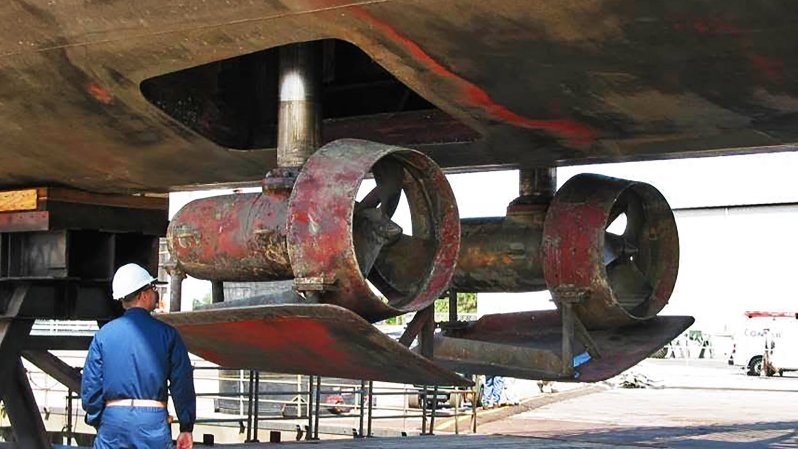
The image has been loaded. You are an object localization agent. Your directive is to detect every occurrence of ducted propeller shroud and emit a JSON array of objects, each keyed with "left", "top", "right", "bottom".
[
  {"left": 287, "top": 139, "right": 460, "bottom": 321},
  {"left": 542, "top": 174, "right": 679, "bottom": 330}
]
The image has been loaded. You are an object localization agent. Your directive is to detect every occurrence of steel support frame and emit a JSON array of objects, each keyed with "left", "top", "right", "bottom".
[
  {"left": 21, "top": 350, "right": 82, "bottom": 394},
  {"left": 398, "top": 306, "right": 435, "bottom": 349},
  {"left": 552, "top": 286, "right": 602, "bottom": 377},
  {"left": 0, "top": 285, "right": 50, "bottom": 449}
]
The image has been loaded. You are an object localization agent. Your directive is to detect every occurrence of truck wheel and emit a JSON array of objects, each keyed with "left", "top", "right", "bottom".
[
  {"left": 747, "top": 356, "right": 763, "bottom": 376},
  {"left": 748, "top": 356, "right": 776, "bottom": 377}
]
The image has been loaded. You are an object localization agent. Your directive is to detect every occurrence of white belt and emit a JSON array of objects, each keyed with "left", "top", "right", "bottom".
[{"left": 106, "top": 399, "right": 166, "bottom": 408}]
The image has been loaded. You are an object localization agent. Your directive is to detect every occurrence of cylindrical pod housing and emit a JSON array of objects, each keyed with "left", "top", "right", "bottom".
[
  {"left": 167, "top": 190, "right": 293, "bottom": 281},
  {"left": 451, "top": 210, "right": 547, "bottom": 293}
]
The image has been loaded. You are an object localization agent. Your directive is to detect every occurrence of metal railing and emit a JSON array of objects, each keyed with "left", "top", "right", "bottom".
[
  {"left": 16, "top": 356, "right": 479, "bottom": 445},
  {"left": 192, "top": 366, "right": 480, "bottom": 441}
]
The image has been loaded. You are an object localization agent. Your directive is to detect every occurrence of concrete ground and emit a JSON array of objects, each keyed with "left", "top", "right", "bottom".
[
  {"left": 480, "top": 358, "right": 798, "bottom": 448},
  {"left": 7, "top": 358, "right": 797, "bottom": 448}
]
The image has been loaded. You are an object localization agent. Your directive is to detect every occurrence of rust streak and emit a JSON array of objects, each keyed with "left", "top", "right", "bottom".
[
  {"left": 87, "top": 83, "right": 114, "bottom": 105},
  {"left": 349, "top": 7, "right": 598, "bottom": 146}
]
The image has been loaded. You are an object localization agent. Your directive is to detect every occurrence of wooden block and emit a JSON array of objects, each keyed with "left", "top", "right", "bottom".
[{"left": 0, "top": 189, "right": 38, "bottom": 212}]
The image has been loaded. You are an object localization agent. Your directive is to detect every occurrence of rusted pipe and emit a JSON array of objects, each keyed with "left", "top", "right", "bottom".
[
  {"left": 509, "top": 167, "right": 556, "bottom": 212},
  {"left": 277, "top": 42, "right": 322, "bottom": 169}
]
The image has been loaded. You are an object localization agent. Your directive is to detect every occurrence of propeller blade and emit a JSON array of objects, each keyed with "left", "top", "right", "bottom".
[
  {"left": 355, "top": 157, "right": 405, "bottom": 217},
  {"left": 603, "top": 233, "right": 624, "bottom": 266},
  {"left": 606, "top": 202, "right": 626, "bottom": 229},
  {"left": 352, "top": 208, "right": 403, "bottom": 276},
  {"left": 623, "top": 190, "right": 645, "bottom": 244},
  {"left": 373, "top": 157, "right": 405, "bottom": 217}
]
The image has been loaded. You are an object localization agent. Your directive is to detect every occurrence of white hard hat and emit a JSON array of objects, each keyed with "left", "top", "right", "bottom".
[{"left": 112, "top": 263, "right": 165, "bottom": 300}]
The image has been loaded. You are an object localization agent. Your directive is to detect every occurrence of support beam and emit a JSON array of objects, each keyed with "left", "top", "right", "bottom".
[
  {"left": 0, "top": 286, "right": 49, "bottom": 448},
  {"left": 418, "top": 307, "right": 436, "bottom": 359},
  {"left": 22, "top": 350, "right": 82, "bottom": 393},
  {"left": 448, "top": 290, "right": 458, "bottom": 323},
  {"left": 211, "top": 281, "right": 225, "bottom": 304},
  {"left": 0, "top": 319, "right": 32, "bottom": 385},
  {"left": 0, "top": 286, "right": 33, "bottom": 382},
  {"left": 0, "top": 284, "right": 29, "bottom": 319},
  {"left": 277, "top": 42, "right": 322, "bottom": 168},
  {"left": 1, "top": 357, "right": 50, "bottom": 449},
  {"left": 518, "top": 167, "right": 556, "bottom": 204},
  {"left": 398, "top": 307, "right": 434, "bottom": 348},
  {"left": 22, "top": 335, "right": 92, "bottom": 351},
  {"left": 168, "top": 266, "right": 187, "bottom": 312}
]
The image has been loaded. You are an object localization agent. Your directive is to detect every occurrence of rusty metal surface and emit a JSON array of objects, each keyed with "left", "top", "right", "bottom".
[
  {"left": 0, "top": 1, "right": 796, "bottom": 192},
  {"left": 0, "top": 211, "right": 50, "bottom": 233},
  {"left": 169, "top": 139, "right": 458, "bottom": 322},
  {"left": 287, "top": 139, "right": 459, "bottom": 321},
  {"left": 158, "top": 304, "right": 471, "bottom": 386},
  {"left": 167, "top": 190, "right": 293, "bottom": 281},
  {"left": 542, "top": 174, "right": 679, "bottom": 330},
  {"left": 452, "top": 213, "right": 547, "bottom": 292},
  {"left": 434, "top": 310, "right": 694, "bottom": 382},
  {"left": 452, "top": 169, "right": 557, "bottom": 293}
]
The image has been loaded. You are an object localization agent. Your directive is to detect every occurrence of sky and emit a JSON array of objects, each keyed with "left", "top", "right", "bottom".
[{"left": 170, "top": 150, "right": 798, "bottom": 307}]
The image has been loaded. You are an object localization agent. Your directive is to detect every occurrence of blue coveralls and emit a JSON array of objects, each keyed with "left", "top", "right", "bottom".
[{"left": 81, "top": 308, "right": 196, "bottom": 448}]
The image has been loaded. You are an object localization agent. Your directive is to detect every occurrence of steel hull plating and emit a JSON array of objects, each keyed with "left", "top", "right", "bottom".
[{"left": 0, "top": 1, "right": 796, "bottom": 192}]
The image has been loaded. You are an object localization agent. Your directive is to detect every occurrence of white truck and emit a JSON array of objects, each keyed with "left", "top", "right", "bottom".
[
  {"left": 769, "top": 321, "right": 798, "bottom": 376},
  {"left": 728, "top": 311, "right": 798, "bottom": 376}
]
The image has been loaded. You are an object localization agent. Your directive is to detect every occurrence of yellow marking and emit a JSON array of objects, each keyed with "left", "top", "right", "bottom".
[{"left": 0, "top": 189, "right": 38, "bottom": 212}]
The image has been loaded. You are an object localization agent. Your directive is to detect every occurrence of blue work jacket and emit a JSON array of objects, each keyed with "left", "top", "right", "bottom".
[{"left": 81, "top": 308, "right": 196, "bottom": 432}]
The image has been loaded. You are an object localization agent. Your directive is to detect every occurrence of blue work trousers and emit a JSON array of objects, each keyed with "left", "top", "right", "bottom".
[
  {"left": 482, "top": 375, "right": 505, "bottom": 406},
  {"left": 94, "top": 406, "right": 173, "bottom": 449}
]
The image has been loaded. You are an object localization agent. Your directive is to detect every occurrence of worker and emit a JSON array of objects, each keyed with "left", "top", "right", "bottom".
[
  {"left": 481, "top": 375, "right": 505, "bottom": 409},
  {"left": 81, "top": 263, "right": 196, "bottom": 449}
]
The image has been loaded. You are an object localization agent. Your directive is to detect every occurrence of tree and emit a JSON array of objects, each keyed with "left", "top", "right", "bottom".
[
  {"left": 192, "top": 292, "right": 212, "bottom": 310},
  {"left": 434, "top": 292, "right": 477, "bottom": 315},
  {"left": 378, "top": 292, "right": 478, "bottom": 326}
]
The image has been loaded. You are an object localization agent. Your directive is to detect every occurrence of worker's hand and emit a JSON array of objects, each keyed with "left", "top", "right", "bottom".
[{"left": 176, "top": 432, "right": 193, "bottom": 449}]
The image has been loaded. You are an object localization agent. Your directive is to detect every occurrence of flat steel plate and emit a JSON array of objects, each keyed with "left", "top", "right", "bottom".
[
  {"left": 434, "top": 311, "right": 694, "bottom": 382},
  {"left": 159, "top": 304, "right": 470, "bottom": 386}
]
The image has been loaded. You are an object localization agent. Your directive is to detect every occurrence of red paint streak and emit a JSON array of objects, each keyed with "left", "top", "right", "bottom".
[
  {"left": 671, "top": 17, "right": 785, "bottom": 85},
  {"left": 750, "top": 54, "right": 785, "bottom": 83},
  {"left": 349, "top": 8, "right": 597, "bottom": 146},
  {"left": 692, "top": 20, "right": 710, "bottom": 34},
  {"left": 693, "top": 18, "right": 742, "bottom": 36},
  {"left": 745, "top": 311, "right": 798, "bottom": 319},
  {"left": 671, "top": 17, "right": 742, "bottom": 37},
  {"left": 543, "top": 202, "right": 607, "bottom": 287},
  {"left": 87, "top": 83, "right": 113, "bottom": 104},
  {"left": 187, "top": 318, "right": 350, "bottom": 373}
]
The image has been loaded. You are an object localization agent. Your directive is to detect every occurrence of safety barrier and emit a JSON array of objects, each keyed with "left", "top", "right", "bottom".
[{"left": 10, "top": 354, "right": 479, "bottom": 445}]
